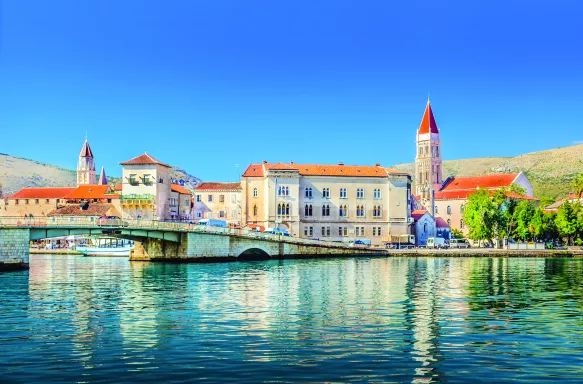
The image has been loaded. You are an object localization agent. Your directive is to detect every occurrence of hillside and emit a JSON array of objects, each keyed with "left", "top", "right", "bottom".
[
  {"left": 0, "top": 153, "right": 201, "bottom": 196},
  {"left": 392, "top": 144, "right": 583, "bottom": 199}
]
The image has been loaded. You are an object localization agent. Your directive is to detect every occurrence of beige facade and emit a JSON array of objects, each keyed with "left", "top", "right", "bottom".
[
  {"left": 241, "top": 162, "right": 412, "bottom": 246},
  {"left": 193, "top": 182, "right": 242, "bottom": 226},
  {"left": 1, "top": 195, "right": 68, "bottom": 217}
]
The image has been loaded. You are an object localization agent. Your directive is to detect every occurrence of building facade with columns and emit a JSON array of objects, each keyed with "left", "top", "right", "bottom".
[{"left": 241, "top": 162, "right": 412, "bottom": 246}]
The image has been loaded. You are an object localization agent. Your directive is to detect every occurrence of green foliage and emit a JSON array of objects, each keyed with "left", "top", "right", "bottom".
[
  {"left": 573, "top": 173, "right": 583, "bottom": 197},
  {"left": 555, "top": 202, "right": 583, "bottom": 245},
  {"left": 450, "top": 228, "right": 465, "bottom": 239},
  {"left": 513, "top": 200, "right": 536, "bottom": 240},
  {"left": 463, "top": 188, "right": 497, "bottom": 241},
  {"left": 538, "top": 196, "right": 555, "bottom": 208}
]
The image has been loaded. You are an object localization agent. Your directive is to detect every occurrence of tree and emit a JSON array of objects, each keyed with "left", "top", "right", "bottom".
[
  {"left": 463, "top": 188, "right": 498, "bottom": 243},
  {"left": 573, "top": 173, "right": 583, "bottom": 198},
  {"left": 555, "top": 201, "right": 580, "bottom": 245},
  {"left": 513, "top": 200, "right": 536, "bottom": 241},
  {"left": 492, "top": 183, "right": 528, "bottom": 239},
  {"left": 450, "top": 228, "right": 465, "bottom": 239}
]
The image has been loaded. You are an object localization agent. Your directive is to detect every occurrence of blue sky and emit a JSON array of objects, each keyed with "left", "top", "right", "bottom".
[{"left": 1, "top": 0, "right": 582, "bottom": 181}]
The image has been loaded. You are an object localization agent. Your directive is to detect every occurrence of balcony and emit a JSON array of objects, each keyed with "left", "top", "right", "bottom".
[
  {"left": 127, "top": 178, "right": 139, "bottom": 186},
  {"left": 121, "top": 194, "right": 155, "bottom": 206}
]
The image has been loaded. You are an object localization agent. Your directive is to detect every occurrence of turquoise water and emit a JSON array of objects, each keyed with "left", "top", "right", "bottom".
[{"left": 2, "top": 255, "right": 583, "bottom": 383}]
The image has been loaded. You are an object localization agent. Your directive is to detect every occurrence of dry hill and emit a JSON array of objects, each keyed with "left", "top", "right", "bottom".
[
  {"left": 392, "top": 144, "right": 583, "bottom": 199},
  {"left": 0, "top": 153, "right": 201, "bottom": 196}
]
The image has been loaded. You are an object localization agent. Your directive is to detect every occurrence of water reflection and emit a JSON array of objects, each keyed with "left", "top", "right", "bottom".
[{"left": 1, "top": 256, "right": 583, "bottom": 382}]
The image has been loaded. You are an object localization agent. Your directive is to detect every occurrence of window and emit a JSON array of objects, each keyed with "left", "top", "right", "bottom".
[
  {"left": 231, "top": 194, "right": 237, "bottom": 203},
  {"left": 460, "top": 204, "right": 464, "bottom": 213},
  {"left": 447, "top": 205, "right": 452, "bottom": 215},
  {"left": 196, "top": 212, "right": 202, "bottom": 218},
  {"left": 373, "top": 205, "right": 382, "bottom": 217},
  {"left": 253, "top": 188, "right": 258, "bottom": 197},
  {"left": 277, "top": 203, "right": 289, "bottom": 216},
  {"left": 322, "top": 188, "right": 330, "bottom": 198},
  {"left": 219, "top": 211, "right": 225, "bottom": 218},
  {"left": 356, "top": 226, "right": 365, "bottom": 237},
  {"left": 305, "top": 187, "right": 313, "bottom": 198},
  {"left": 25, "top": 199, "right": 29, "bottom": 205},
  {"left": 35, "top": 199, "right": 39, "bottom": 204},
  {"left": 253, "top": 205, "right": 258, "bottom": 216},
  {"left": 373, "top": 189, "right": 381, "bottom": 199},
  {"left": 447, "top": 219, "right": 451, "bottom": 226},
  {"left": 304, "top": 226, "right": 313, "bottom": 237},
  {"left": 435, "top": 205, "right": 438, "bottom": 214},
  {"left": 356, "top": 205, "right": 365, "bottom": 217},
  {"left": 339, "top": 205, "right": 348, "bottom": 217},
  {"left": 357, "top": 189, "right": 364, "bottom": 199},
  {"left": 339, "top": 226, "right": 348, "bottom": 236},
  {"left": 278, "top": 186, "right": 289, "bottom": 196},
  {"left": 15, "top": 199, "right": 19, "bottom": 205},
  {"left": 340, "top": 188, "right": 347, "bottom": 199},
  {"left": 159, "top": 177, "right": 164, "bottom": 184},
  {"left": 376, "top": 227, "right": 382, "bottom": 236},
  {"left": 322, "top": 204, "right": 330, "bottom": 216},
  {"left": 277, "top": 204, "right": 282, "bottom": 215},
  {"left": 143, "top": 174, "right": 151, "bottom": 185},
  {"left": 196, "top": 195, "right": 201, "bottom": 202},
  {"left": 460, "top": 219, "right": 464, "bottom": 229},
  {"left": 108, "top": 199, "right": 112, "bottom": 203},
  {"left": 286, "top": 204, "right": 290, "bottom": 216},
  {"left": 45, "top": 199, "right": 50, "bottom": 204},
  {"left": 304, "top": 204, "right": 313, "bottom": 216},
  {"left": 129, "top": 174, "right": 138, "bottom": 185},
  {"left": 219, "top": 195, "right": 225, "bottom": 203},
  {"left": 208, "top": 195, "right": 213, "bottom": 202},
  {"left": 373, "top": 227, "right": 376, "bottom": 236}
]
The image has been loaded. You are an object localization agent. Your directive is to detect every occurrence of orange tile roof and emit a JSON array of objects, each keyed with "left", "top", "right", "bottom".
[
  {"left": 171, "top": 184, "right": 192, "bottom": 195},
  {"left": 418, "top": 100, "right": 439, "bottom": 134},
  {"left": 10, "top": 187, "right": 76, "bottom": 199},
  {"left": 195, "top": 182, "right": 242, "bottom": 191},
  {"left": 243, "top": 163, "right": 388, "bottom": 177},
  {"left": 65, "top": 185, "right": 110, "bottom": 199},
  {"left": 120, "top": 153, "right": 171, "bottom": 168},
  {"left": 48, "top": 203, "right": 112, "bottom": 217},
  {"left": 434, "top": 189, "right": 538, "bottom": 201},
  {"left": 411, "top": 209, "right": 429, "bottom": 220},
  {"left": 114, "top": 183, "right": 122, "bottom": 191},
  {"left": 440, "top": 174, "right": 519, "bottom": 192}
]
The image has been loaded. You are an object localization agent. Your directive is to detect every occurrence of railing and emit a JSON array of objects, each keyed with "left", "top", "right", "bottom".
[
  {"left": 121, "top": 194, "right": 154, "bottom": 200},
  {"left": 0, "top": 216, "right": 373, "bottom": 250}
]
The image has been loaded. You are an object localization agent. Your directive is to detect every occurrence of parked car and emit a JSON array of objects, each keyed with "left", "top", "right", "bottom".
[
  {"left": 427, "top": 237, "right": 447, "bottom": 249},
  {"left": 97, "top": 216, "right": 128, "bottom": 227},
  {"left": 449, "top": 238, "right": 471, "bottom": 249},
  {"left": 264, "top": 228, "right": 291, "bottom": 236}
]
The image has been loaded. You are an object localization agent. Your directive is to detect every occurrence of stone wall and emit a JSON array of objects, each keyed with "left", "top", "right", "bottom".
[{"left": 0, "top": 228, "right": 30, "bottom": 270}]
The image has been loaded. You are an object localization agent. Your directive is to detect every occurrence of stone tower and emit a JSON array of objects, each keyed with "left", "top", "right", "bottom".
[
  {"left": 415, "top": 99, "right": 442, "bottom": 201},
  {"left": 77, "top": 138, "right": 96, "bottom": 185}
]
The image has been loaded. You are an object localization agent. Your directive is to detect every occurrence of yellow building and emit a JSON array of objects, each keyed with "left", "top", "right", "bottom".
[
  {"left": 241, "top": 162, "right": 412, "bottom": 245},
  {"left": 193, "top": 182, "right": 242, "bottom": 226}
]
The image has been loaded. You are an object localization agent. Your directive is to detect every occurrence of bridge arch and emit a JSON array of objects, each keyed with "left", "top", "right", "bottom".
[{"left": 238, "top": 247, "right": 271, "bottom": 261}]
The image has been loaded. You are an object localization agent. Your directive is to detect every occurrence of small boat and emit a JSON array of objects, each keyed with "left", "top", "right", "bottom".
[{"left": 75, "top": 237, "right": 134, "bottom": 257}]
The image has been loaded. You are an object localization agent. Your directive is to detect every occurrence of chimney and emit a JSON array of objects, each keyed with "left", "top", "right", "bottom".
[
  {"left": 375, "top": 163, "right": 381, "bottom": 167},
  {"left": 338, "top": 162, "right": 344, "bottom": 166},
  {"left": 290, "top": 160, "right": 294, "bottom": 164},
  {"left": 262, "top": 160, "right": 267, "bottom": 164}
]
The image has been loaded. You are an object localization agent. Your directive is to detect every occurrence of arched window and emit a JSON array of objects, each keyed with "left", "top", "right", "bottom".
[
  {"left": 460, "top": 204, "right": 464, "bottom": 213},
  {"left": 339, "top": 205, "right": 343, "bottom": 217},
  {"left": 424, "top": 223, "right": 427, "bottom": 232},
  {"left": 326, "top": 205, "right": 330, "bottom": 216},
  {"left": 253, "top": 188, "right": 258, "bottom": 197},
  {"left": 285, "top": 186, "right": 289, "bottom": 196},
  {"left": 305, "top": 187, "right": 312, "bottom": 198},
  {"left": 460, "top": 219, "right": 464, "bottom": 229},
  {"left": 305, "top": 204, "right": 309, "bottom": 216},
  {"left": 278, "top": 186, "right": 282, "bottom": 196},
  {"left": 447, "top": 205, "right": 452, "bottom": 215},
  {"left": 373, "top": 205, "right": 377, "bottom": 217},
  {"left": 253, "top": 205, "right": 258, "bottom": 216},
  {"left": 377, "top": 206, "right": 381, "bottom": 216},
  {"left": 435, "top": 205, "right": 438, "bottom": 214},
  {"left": 285, "top": 204, "right": 290, "bottom": 215},
  {"left": 447, "top": 219, "right": 451, "bottom": 226},
  {"left": 277, "top": 204, "right": 282, "bottom": 215}
]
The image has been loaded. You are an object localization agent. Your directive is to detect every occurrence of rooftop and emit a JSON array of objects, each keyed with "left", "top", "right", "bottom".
[
  {"left": 10, "top": 187, "right": 76, "bottom": 199},
  {"left": 195, "top": 182, "right": 242, "bottom": 191},
  {"left": 440, "top": 174, "right": 519, "bottom": 192},
  {"left": 418, "top": 100, "right": 439, "bottom": 135},
  {"left": 243, "top": 162, "right": 393, "bottom": 178},
  {"left": 171, "top": 184, "right": 192, "bottom": 195},
  {"left": 120, "top": 153, "right": 171, "bottom": 168},
  {"left": 64, "top": 185, "right": 110, "bottom": 200},
  {"left": 47, "top": 203, "right": 112, "bottom": 217}
]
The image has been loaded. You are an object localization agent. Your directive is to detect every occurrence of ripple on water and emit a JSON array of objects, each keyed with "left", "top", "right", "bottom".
[{"left": 1, "top": 256, "right": 583, "bottom": 382}]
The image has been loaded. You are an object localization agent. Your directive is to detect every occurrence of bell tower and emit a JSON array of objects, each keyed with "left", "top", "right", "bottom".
[
  {"left": 77, "top": 137, "right": 96, "bottom": 185},
  {"left": 415, "top": 99, "right": 442, "bottom": 201}
]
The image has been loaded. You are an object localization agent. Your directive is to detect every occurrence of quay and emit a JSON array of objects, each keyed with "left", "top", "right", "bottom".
[{"left": 387, "top": 248, "right": 583, "bottom": 258}]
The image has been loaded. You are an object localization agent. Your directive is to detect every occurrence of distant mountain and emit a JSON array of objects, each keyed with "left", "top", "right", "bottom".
[
  {"left": 391, "top": 144, "right": 583, "bottom": 199},
  {"left": 0, "top": 153, "right": 202, "bottom": 196}
]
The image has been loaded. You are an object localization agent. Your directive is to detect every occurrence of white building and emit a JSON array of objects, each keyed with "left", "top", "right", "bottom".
[{"left": 193, "top": 182, "right": 242, "bottom": 226}]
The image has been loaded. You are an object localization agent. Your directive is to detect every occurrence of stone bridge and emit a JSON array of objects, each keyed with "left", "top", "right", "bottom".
[{"left": 0, "top": 217, "right": 384, "bottom": 270}]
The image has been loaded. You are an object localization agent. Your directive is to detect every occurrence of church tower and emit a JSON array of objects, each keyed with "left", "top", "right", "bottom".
[
  {"left": 77, "top": 138, "right": 96, "bottom": 185},
  {"left": 415, "top": 99, "right": 442, "bottom": 200}
]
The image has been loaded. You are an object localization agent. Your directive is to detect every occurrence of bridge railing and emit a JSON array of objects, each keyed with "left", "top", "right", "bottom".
[{"left": 0, "top": 216, "right": 371, "bottom": 249}]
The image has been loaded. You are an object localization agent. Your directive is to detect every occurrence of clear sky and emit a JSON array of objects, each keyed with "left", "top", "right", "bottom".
[{"left": 1, "top": 0, "right": 582, "bottom": 181}]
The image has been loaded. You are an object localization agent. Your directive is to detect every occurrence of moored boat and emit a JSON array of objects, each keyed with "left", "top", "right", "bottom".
[{"left": 75, "top": 237, "right": 134, "bottom": 257}]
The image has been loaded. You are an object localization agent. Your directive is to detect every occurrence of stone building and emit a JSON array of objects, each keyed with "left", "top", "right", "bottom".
[
  {"left": 193, "top": 182, "right": 242, "bottom": 226},
  {"left": 119, "top": 153, "right": 192, "bottom": 221},
  {"left": 240, "top": 162, "right": 412, "bottom": 246},
  {"left": 77, "top": 139, "right": 97, "bottom": 186},
  {"left": 413, "top": 100, "right": 536, "bottom": 236}
]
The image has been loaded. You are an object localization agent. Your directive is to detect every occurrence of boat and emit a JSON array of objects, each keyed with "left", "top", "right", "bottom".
[{"left": 75, "top": 237, "right": 134, "bottom": 257}]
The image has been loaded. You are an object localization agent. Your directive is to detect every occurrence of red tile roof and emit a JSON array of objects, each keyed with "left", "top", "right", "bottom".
[
  {"left": 114, "top": 183, "right": 122, "bottom": 191},
  {"left": 79, "top": 140, "right": 94, "bottom": 158},
  {"left": 120, "top": 153, "right": 171, "bottom": 168},
  {"left": 10, "top": 188, "right": 76, "bottom": 199},
  {"left": 195, "top": 182, "right": 242, "bottom": 191},
  {"left": 411, "top": 209, "right": 429, "bottom": 221},
  {"left": 65, "top": 185, "right": 110, "bottom": 199},
  {"left": 242, "top": 163, "right": 388, "bottom": 178},
  {"left": 171, "top": 184, "right": 192, "bottom": 195},
  {"left": 47, "top": 204, "right": 112, "bottom": 217},
  {"left": 434, "top": 189, "right": 538, "bottom": 201},
  {"left": 418, "top": 100, "right": 439, "bottom": 134},
  {"left": 440, "top": 174, "right": 519, "bottom": 192},
  {"left": 435, "top": 217, "right": 449, "bottom": 228}
]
